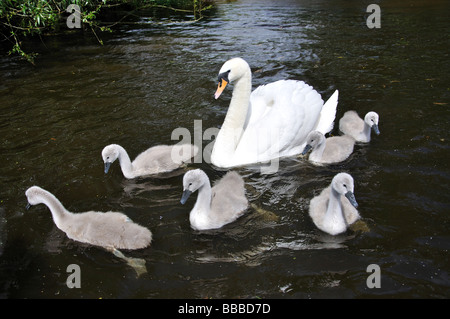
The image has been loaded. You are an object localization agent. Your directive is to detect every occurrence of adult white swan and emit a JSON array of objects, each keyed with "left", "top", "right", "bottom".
[{"left": 211, "top": 58, "right": 339, "bottom": 168}]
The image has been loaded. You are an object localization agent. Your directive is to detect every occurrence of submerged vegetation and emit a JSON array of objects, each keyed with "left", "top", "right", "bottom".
[{"left": 0, "top": 0, "right": 214, "bottom": 63}]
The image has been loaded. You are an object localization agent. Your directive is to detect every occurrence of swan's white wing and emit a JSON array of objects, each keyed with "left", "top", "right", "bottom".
[
  {"left": 234, "top": 80, "right": 324, "bottom": 164},
  {"left": 314, "top": 90, "right": 338, "bottom": 135}
]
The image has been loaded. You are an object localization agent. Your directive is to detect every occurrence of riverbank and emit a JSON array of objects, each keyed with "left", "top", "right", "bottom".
[{"left": 0, "top": 0, "right": 215, "bottom": 64}]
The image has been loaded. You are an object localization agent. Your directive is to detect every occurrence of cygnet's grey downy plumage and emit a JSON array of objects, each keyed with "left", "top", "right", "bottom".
[
  {"left": 308, "top": 173, "right": 360, "bottom": 235},
  {"left": 180, "top": 169, "right": 248, "bottom": 231},
  {"left": 302, "top": 131, "right": 355, "bottom": 164},
  {"left": 102, "top": 143, "right": 199, "bottom": 179},
  {"left": 25, "top": 186, "right": 152, "bottom": 275},
  {"left": 339, "top": 111, "right": 380, "bottom": 142}
]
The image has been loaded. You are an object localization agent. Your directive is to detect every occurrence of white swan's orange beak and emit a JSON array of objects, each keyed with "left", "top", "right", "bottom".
[{"left": 214, "top": 78, "right": 228, "bottom": 99}]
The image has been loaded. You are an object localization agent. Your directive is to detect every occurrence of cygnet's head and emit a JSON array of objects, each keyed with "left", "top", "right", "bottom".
[
  {"left": 302, "top": 131, "right": 326, "bottom": 154},
  {"left": 215, "top": 57, "right": 251, "bottom": 99},
  {"left": 332, "top": 173, "right": 358, "bottom": 208},
  {"left": 102, "top": 144, "right": 120, "bottom": 174},
  {"left": 25, "top": 186, "right": 45, "bottom": 207},
  {"left": 180, "top": 169, "right": 208, "bottom": 204},
  {"left": 364, "top": 111, "right": 380, "bottom": 135}
]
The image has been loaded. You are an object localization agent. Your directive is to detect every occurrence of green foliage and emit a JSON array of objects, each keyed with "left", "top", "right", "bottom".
[{"left": 0, "top": 0, "right": 214, "bottom": 63}]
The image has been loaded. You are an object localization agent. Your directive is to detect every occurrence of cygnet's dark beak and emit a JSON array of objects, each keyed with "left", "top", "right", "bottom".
[
  {"left": 302, "top": 144, "right": 312, "bottom": 155},
  {"left": 26, "top": 202, "right": 31, "bottom": 210},
  {"left": 345, "top": 191, "right": 359, "bottom": 208},
  {"left": 180, "top": 190, "right": 192, "bottom": 205},
  {"left": 104, "top": 162, "right": 111, "bottom": 174},
  {"left": 372, "top": 124, "right": 380, "bottom": 135}
]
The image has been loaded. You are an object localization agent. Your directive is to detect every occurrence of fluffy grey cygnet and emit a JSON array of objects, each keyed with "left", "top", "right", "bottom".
[
  {"left": 302, "top": 131, "right": 355, "bottom": 164},
  {"left": 25, "top": 186, "right": 152, "bottom": 275},
  {"left": 339, "top": 111, "right": 380, "bottom": 143},
  {"left": 180, "top": 169, "right": 248, "bottom": 231},
  {"left": 308, "top": 173, "right": 360, "bottom": 235},
  {"left": 102, "top": 143, "right": 198, "bottom": 179}
]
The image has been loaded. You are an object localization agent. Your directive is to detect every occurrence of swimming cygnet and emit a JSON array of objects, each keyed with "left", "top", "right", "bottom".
[
  {"left": 308, "top": 173, "right": 360, "bottom": 235},
  {"left": 302, "top": 131, "right": 355, "bottom": 164},
  {"left": 102, "top": 143, "right": 198, "bottom": 179},
  {"left": 339, "top": 110, "right": 380, "bottom": 143},
  {"left": 25, "top": 186, "right": 152, "bottom": 276},
  {"left": 180, "top": 169, "right": 248, "bottom": 231}
]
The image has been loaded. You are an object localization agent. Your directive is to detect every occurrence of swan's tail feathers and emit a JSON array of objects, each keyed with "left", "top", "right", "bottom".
[
  {"left": 315, "top": 89, "right": 339, "bottom": 135},
  {"left": 111, "top": 248, "right": 147, "bottom": 277}
]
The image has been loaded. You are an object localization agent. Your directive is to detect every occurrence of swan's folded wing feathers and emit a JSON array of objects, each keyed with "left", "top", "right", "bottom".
[
  {"left": 308, "top": 186, "right": 331, "bottom": 229},
  {"left": 321, "top": 135, "right": 355, "bottom": 163},
  {"left": 133, "top": 144, "right": 195, "bottom": 173},
  {"left": 237, "top": 80, "right": 324, "bottom": 163},
  {"left": 247, "top": 82, "right": 280, "bottom": 127},
  {"left": 314, "top": 90, "right": 338, "bottom": 135},
  {"left": 339, "top": 110, "right": 364, "bottom": 135},
  {"left": 340, "top": 194, "right": 360, "bottom": 225},
  {"left": 210, "top": 172, "right": 248, "bottom": 225},
  {"left": 290, "top": 83, "right": 324, "bottom": 147},
  {"left": 68, "top": 211, "right": 151, "bottom": 250}
]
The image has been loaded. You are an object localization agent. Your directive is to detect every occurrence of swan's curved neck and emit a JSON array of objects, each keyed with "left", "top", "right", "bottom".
[
  {"left": 324, "top": 187, "right": 348, "bottom": 231},
  {"left": 116, "top": 146, "right": 134, "bottom": 178},
  {"left": 362, "top": 122, "right": 372, "bottom": 140},
  {"left": 37, "top": 190, "right": 70, "bottom": 230},
  {"left": 212, "top": 69, "right": 252, "bottom": 164},
  {"left": 190, "top": 178, "right": 213, "bottom": 229},
  {"left": 193, "top": 180, "right": 212, "bottom": 214},
  {"left": 310, "top": 140, "right": 326, "bottom": 161}
]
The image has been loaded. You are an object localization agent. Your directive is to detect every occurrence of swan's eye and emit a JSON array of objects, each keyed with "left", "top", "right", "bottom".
[
  {"left": 343, "top": 184, "right": 347, "bottom": 188},
  {"left": 189, "top": 183, "right": 192, "bottom": 186}
]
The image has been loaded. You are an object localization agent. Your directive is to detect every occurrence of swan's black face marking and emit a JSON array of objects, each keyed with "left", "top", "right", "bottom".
[
  {"left": 215, "top": 70, "right": 231, "bottom": 99},
  {"left": 217, "top": 70, "right": 231, "bottom": 87}
]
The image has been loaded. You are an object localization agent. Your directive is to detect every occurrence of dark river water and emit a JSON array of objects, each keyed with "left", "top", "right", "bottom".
[{"left": 0, "top": 0, "right": 449, "bottom": 299}]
